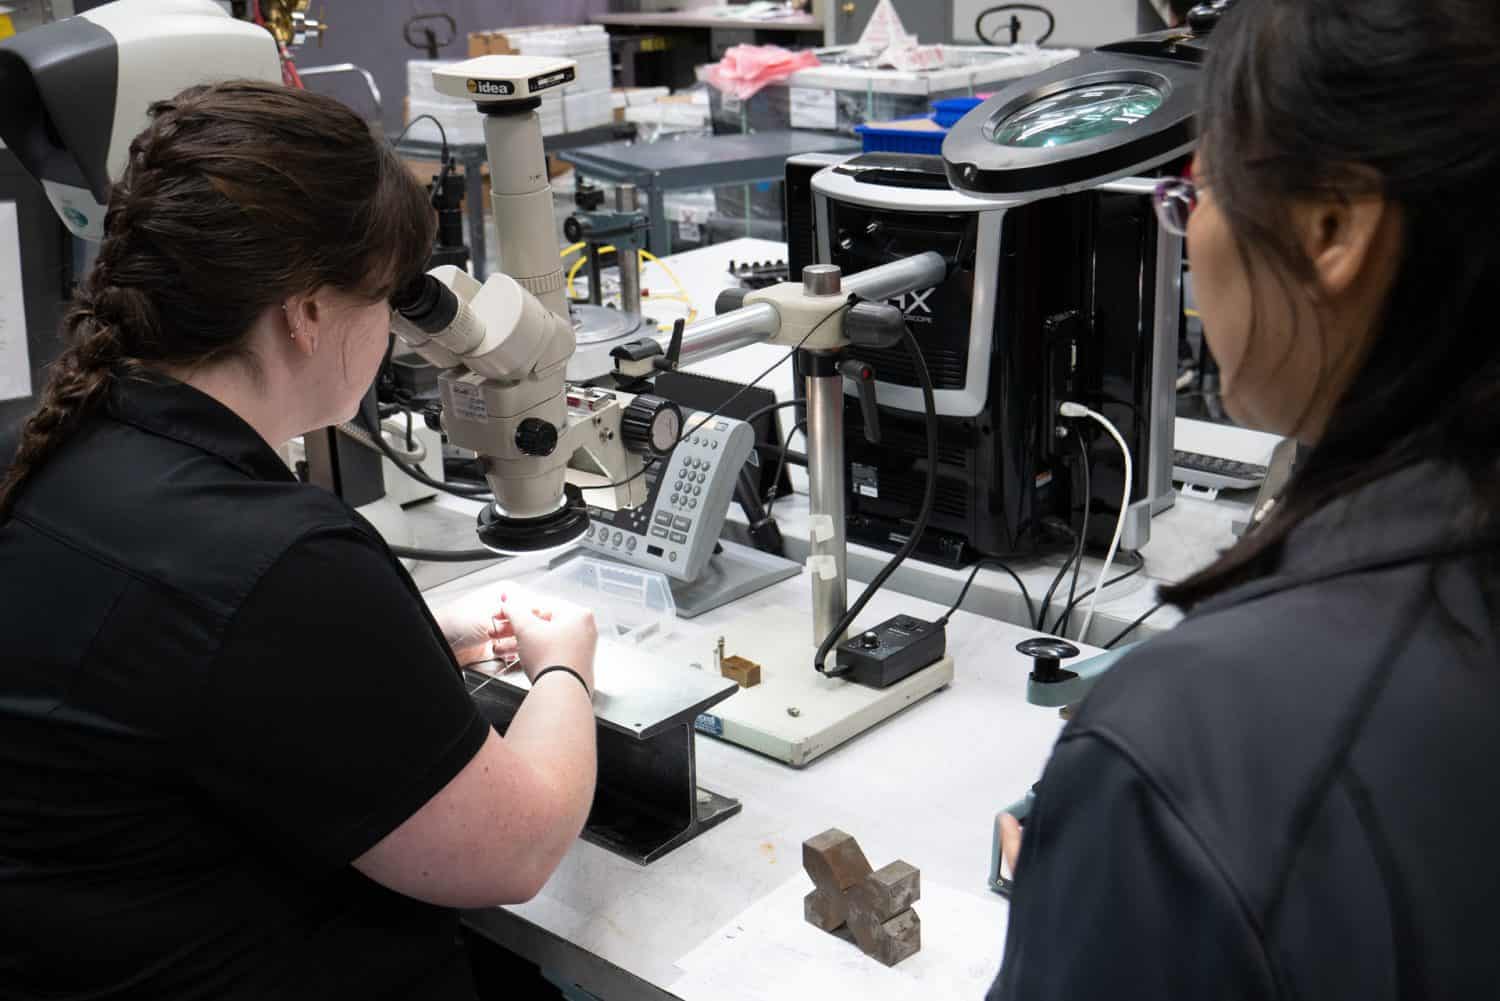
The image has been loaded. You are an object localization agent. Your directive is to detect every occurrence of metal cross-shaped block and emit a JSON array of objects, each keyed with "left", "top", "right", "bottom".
[{"left": 802, "top": 828, "right": 921, "bottom": 966}]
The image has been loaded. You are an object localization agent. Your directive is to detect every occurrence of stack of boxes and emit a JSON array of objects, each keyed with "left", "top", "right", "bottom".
[
  {"left": 402, "top": 25, "right": 617, "bottom": 145},
  {"left": 404, "top": 59, "right": 486, "bottom": 145}
]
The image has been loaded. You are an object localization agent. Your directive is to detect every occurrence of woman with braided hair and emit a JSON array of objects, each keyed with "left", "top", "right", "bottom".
[{"left": 0, "top": 82, "right": 599, "bottom": 999}]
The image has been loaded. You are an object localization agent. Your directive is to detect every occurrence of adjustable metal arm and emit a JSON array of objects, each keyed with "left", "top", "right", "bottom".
[
  {"left": 666, "top": 251, "right": 950, "bottom": 655},
  {"left": 672, "top": 252, "right": 949, "bottom": 367}
]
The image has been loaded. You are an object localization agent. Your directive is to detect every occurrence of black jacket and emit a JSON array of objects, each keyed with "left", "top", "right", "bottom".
[{"left": 989, "top": 463, "right": 1499, "bottom": 999}]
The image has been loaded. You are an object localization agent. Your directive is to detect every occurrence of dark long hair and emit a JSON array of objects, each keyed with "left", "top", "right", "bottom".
[
  {"left": 1163, "top": 0, "right": 1500, "bottom": 608},
  {"left": 0, "top": 80, "right": 435, "bottom": 519}
]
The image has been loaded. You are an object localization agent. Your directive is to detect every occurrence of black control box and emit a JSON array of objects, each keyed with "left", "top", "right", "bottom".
[{"left": 835, "top": 614, "right": 947, "bottom": 689}]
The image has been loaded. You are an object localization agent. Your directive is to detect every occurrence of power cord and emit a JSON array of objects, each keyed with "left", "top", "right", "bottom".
[
  {"left": 1036, "top": 532, "right": 1080, "bottom": 632},
  {"left": 766, "top": 418, "right": 806, "bottom": 517},
  {"left": 1103, "top": 601, "right": 1165, "bottom": 649},
  {"left": 1046, "top": 552, "right": 1145, "bottom": 634},
  {"left": 1058, "top": 402, "right": 1132, "bottom": 642},
  {"left": 739, "top": 397, "right": 806, "bottom": 430},
  {"left": 365, "top": 423, "right": 494, "bottom": 499},
  {"left": 937, "top": 558, "right": 1038, "bottom": 632},
  {"left": 391, "top": 113, "right": 451, "bottom": 178},
  {"left": 816, "top": 324, "right": 938, "bottom": 676},
  {"left": 390, "top": 545, "right": 502, "bottom": 563},
  {"left": 1054, "top": 432, "right": 1092, "bottom": 634}
]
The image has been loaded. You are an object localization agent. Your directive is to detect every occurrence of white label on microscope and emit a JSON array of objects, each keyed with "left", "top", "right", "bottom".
[{"left": 450, "top": 380, "right": 488, "bottom": 420}]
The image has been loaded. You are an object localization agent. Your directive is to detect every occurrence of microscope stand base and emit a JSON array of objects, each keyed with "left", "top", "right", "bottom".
[
  {"left": 670, "top": 540, "right": 801, "bottom": 619},
  {"left": 550, "top": 539, "right": 800, "bottom": 619},
  {"left": 670, "top": 604, "right": 956, "bottom": 767}
]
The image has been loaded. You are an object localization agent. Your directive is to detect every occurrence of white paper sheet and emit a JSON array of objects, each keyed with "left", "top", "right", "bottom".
[
  {"left": 669, "top": 873, "right": 1009, "bottom": 1001},
  {"left": 0, "top": 201, "right": 32, "bottom": 402}
]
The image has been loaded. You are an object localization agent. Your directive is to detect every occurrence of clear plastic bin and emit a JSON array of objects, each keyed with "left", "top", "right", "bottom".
[{"left": 535, "top": 557, "right": 676, "bottom": 645}]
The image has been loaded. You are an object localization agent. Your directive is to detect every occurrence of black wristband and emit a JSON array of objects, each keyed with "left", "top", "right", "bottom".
[{"left": 532, "top": 665, "right": 592, "bottom": 698}]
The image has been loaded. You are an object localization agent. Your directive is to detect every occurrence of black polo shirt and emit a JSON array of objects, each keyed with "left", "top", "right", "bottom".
[{"left": 0, "top": 372, "right": 491, "bottom": 1000}]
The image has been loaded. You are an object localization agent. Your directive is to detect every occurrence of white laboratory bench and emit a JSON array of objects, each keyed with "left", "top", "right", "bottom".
[
  {"left": 422, "top": 551, "right": 1068, "bottom": 1001},
  {"left": 397, "top": 237, "right": 1278, "bottom": 999}
]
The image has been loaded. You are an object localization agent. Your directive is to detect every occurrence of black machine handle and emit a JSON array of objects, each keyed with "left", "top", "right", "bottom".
[
  {"left": 839, "top": 358, "right": 882, "bottom": 445},
  {"left": 404, "top": 13, "right": 456, "bottom": 59}
]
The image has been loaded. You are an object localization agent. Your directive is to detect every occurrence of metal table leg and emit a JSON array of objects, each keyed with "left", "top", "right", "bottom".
[{"left": 647, "top": 179, "right": 671, "bottom": 257}]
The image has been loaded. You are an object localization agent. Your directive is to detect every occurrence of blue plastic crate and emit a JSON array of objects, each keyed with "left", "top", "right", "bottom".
[
  {"left": 931, "top": 96, "right": 984, "bottom": 127},
  {"left": 855, "top": 118, "right": 947, "bottom": 155}
]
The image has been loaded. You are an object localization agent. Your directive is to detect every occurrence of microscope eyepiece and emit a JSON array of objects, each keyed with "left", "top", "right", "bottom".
[{"left": 391, "top": 274, "right": 459, "bottom": 334}]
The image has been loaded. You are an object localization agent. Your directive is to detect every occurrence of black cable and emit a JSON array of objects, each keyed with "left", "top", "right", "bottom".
[
  {"left": 1055, "top": 432, "right": 1091, "bottom": 635},
  {"left": 937, "top": 558, "right": 1038, "bottom": 632},
  {"left": 391, "top": 113, "right": 449, "bottom": 163},
  {"left": 1103, "top": 602, "right": 1165, "bottom": 649},
  {"left": 765, "top": 418, "right": 805, "bottom": 517},
  {"left": 365, "top": 420, "right": 494, "bottom": 499},
  {"left": 739, "top": 397, "right": 806, "bottom": 430},
  {"left": 1036, "top": 541, "right": 1079, "bottom": 632},
  {"left": 405, "top": 409, "right": 415, "bottom": 451},
  {"left": 578, "top": 301, "right": 853, "bottom": 494},
  {"left": 1049, "top": 552, "right": 1147, "bottom": 637},
  {"left": 974, "top": 3, "right": 1055, "bottom": 45},
  {"left": 390, "top": 545, "right": 503, "bottom": 563},
  {"left": 816, "top": 324, "right": 937, "bottom": 677}
]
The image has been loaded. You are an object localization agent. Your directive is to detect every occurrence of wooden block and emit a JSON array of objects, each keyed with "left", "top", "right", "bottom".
[
  {"left": 849, "top": 861, "right": 920, "bottom": 922},
  {"left": 802, "top": 829, "right": 872, "bottom": 894},
  {"left": 720, "top": 655, "right": 762, "bottom": 688},
  {"left": 803, "top": 888, "right": 847, "bottom": 932}
]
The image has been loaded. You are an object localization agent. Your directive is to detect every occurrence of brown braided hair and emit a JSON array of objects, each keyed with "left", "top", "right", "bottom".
[{"left": 0, "top": 80, "right": 435, "bottom": 520}]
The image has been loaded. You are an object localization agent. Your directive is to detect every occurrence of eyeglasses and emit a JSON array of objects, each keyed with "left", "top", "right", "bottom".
[{"left": 1152, "top": 177, "right": 1198, "bottom": 238}]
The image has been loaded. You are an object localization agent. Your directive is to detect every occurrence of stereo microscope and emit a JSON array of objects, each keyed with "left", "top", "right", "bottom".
[{"left": 389, "top": 56, "right": 690, "bottom": 554}]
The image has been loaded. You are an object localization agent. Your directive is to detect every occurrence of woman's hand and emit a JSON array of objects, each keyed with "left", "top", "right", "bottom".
[
  {"left": 433, "top": 581, "right": 514, "bottom": 668},
  {"left": 497, "top": 591, "right": 598, "bottom": 693},
  {"left": 1000, "top": 813, "right": 1024, "bottom": 879}
]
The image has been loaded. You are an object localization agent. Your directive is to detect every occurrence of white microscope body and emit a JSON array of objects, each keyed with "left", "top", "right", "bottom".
[{"left": 391, "top": 56, "right": 673, "bottom": 551}]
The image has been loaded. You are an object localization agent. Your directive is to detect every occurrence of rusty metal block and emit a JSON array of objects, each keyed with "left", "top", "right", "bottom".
[
  {"left": 720, "top": 654, "right": 762, "bottom": 688},
  {"left": 849, "top": 861, "right": 919, "bottom": 922},
  {"left": 858, "top": 907, "right": 921, "bottom": 967},
  {"left": 804, "top": 888, "right": 847, "bottom": 932},
  {"left": 802, "top": 831, "right": 922, "bottom": 965},
  {"left": 847, "top": 862, "right": 921, "bottom": 961},
  {"left": 802, "top": 829, "right": 872, "bottom": 895}
]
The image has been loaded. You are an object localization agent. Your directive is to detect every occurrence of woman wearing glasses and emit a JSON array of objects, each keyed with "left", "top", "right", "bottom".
[{"left": 989, "top": 1, "right": 1500, "bottom": 997}]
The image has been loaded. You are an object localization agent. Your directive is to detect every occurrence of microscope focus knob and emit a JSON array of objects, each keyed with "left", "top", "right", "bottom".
[
  {"left": 1016, "top": 637, "right": 1081, "bottom": 684},
  {"left": 514, "top": 418, "right": 559, "bottom": 457},
  {"left": 622, "top": 395, "right": 684, "bottom": 457}
]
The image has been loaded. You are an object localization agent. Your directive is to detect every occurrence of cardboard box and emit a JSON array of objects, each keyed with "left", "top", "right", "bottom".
[{"left": 467, "top": 25, "right": 577, "bottom": 58}]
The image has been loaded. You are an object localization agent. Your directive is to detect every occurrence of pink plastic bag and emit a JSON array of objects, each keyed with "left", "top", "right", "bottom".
[{"left": 701, "top": 44, "right": 822, "bottom": 101}]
